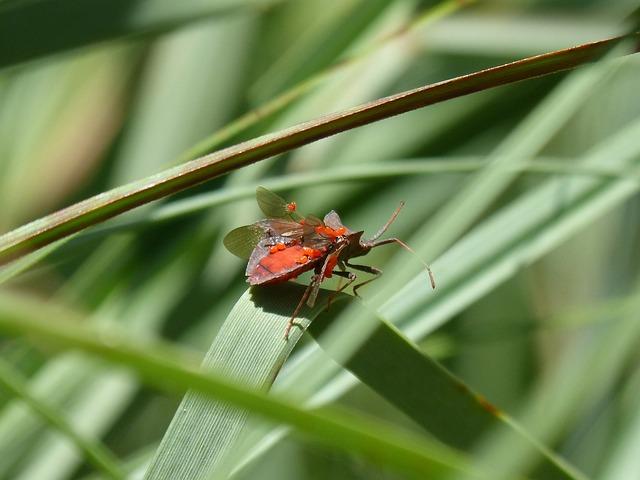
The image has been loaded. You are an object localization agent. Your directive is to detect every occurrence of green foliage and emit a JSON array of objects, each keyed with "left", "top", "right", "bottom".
[{"left": 0, "top": 1, "right": 639, "bottom": 480}]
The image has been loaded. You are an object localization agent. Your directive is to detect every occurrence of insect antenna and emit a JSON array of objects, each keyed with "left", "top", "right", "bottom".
[
  {"left": 370, "top": 237, "right": 436, "bottom": 289},
  {"left": 369, "top": 201, "right": 405, "bottom": 242}
]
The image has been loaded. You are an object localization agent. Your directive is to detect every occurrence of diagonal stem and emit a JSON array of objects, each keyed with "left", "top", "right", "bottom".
[{"left": 0, "top": 32, "right": 636, "bottom": 266}]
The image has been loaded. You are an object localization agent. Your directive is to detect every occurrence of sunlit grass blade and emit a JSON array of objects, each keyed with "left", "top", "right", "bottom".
[
  {"left": 598, "top": 366, "right": 640, "bottom": 480},
  {"left": 0, "top": 32, "right": 635, "bottom": 266},
  {"left": 143, "top": 285, "right": 331, "bottom": 479},
  {"left": 0, "top": 290, "right": 479, "bottom": 479},
  {"left": 0, "top": 358, "right": 124, "bottom": 479},
  {"left": 0, "top": 245, "right": 195, "bottom": 479}
]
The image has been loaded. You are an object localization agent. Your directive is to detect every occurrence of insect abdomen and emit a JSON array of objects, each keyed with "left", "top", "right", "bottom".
[{"left": 247, "top": 244, "right": 319, "bottom": 285}]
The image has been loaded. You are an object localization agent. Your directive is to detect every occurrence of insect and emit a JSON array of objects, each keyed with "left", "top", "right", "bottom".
[{"left": 224, "top": 187, "right": 435, "bottom": 339}]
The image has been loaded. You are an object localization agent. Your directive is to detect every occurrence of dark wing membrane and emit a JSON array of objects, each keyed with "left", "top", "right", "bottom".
[
  {"left": 304, "top": 214, "right": 323, "bottom": 226},
  {"left": 223, "top": 224, "right": 265, "bottom": 259},
  {"left": 256, "top": 219, "right": 304, "bottom": 238},
  {"left": 297, "top": 214, "right": 331, "bottom": 249},
  {"left": 256, "top": 186, "right": 292, "bottom": 218}
]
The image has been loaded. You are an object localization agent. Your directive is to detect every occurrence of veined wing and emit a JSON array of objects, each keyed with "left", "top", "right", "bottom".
[
  {"left": 323, "top": 210, "right": 346, "bottom": 230},
  {"left": 256, "top": 186, "right": 298, "bottom": 219},
  {"left": 225, "top": 218, "right": 308, "bottom": 259},
  {"left": 303, "top": 214, "right": 323, "bottom": 226},
  {"left": 223, "top": 224, "right": 266, "bottom": 259},
  {"left": 256, "top": 219, "right": 304, "bottom": 238},
  {"left": 300, "top": 214, "right": 334, "bottom": 249}
]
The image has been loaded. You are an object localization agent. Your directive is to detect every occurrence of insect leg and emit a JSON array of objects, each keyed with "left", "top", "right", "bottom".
[
  {"left": 306, "top": 245, "right": 346, "bottom": 308},
  {"left": 344, "top": 262, "right": 382, "bottom": 297},
  {"left": 285, "top": 275, "right": 320, "bottom": 340},
  {"left": 326, "top": 269, "right": 357, "bottom": 310},
  {"left": 333, "top": 260, "right": 347, "bottom": 292}
]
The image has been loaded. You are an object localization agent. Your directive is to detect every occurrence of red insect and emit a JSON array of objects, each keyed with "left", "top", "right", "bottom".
[{"left": 224, "top": 187, "right": 435, "bottom": 339}]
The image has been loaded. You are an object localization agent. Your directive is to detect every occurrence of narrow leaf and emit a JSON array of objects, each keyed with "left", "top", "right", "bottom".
[{"left": 0, "top": 33, "right": 635, "bottom": 265}]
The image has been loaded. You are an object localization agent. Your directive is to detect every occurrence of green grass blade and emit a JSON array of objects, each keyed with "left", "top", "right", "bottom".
[
  {"left": 0, "top": 244, "right": 195, "bottom": 479},
  {"left": 0, "top": 289, "right": 477, "bottom": 479},
  {"left": 472, "top": 290, "right": 640, "bottom": 479},
  {"left": 0, "top": 33, "right": 633, "bottom": 266},
  {"left": 598, "top": 367, "right": 640, "bottom": 479},
  {"left": 10, "top": 155, "right": 635, "bottom": 285},
  {"left": 0, "top": 358, "right": 124, "bottom": 479},
  {"left": 0, "top": 0, "right": 278, "bottom": 69},
  {"left": 250, "top": 0, "right": 390, "bottom": 104},
  {"left": 177, "top": 0, "right": 471, "bottom": 162},
  {"left": 0, "top": 238, "right": 70, "bottom": 284},
  {"left": 228, "top": 94, "right": 640, "bottom": 477},
  {"left": 307, "top": 310, "right": 586, "bottom": 480},
  {"left": 85, "top": 157, "right": 640, "bottom": 235},
  {"left": 384, "top": 117, "right": 640, "bottom": 336},
  {"left": 143, "top": 285, "right": 331, "bottom": 479}
]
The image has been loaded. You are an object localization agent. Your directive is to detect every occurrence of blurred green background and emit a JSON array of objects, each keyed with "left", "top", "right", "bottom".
[{"left": 1, "top": 0, "right": 639, "bottom": 479}]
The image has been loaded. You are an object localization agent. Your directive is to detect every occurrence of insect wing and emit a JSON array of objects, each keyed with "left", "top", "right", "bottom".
[
  {"left": 223, "top": 224, "right": 265, "bottom": 259},
  {"left": 303, "top": 214, "right": 323, "bottom": 226},
  {"left": 298, "top": 214, "right": 336, "bottom": 249},
  {"left": 256, "top": 186, "right": 294, "bottom": 219},
  {"left": 323, "top": 210, "right": 345, "bottom": 230},
  {"left": 257, "top": 219, "right": 304, "bottom": 238}
]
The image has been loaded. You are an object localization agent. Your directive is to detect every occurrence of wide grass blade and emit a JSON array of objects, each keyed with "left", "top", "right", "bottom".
[
  {"left": 0, "top": 33, "right": 635, "bottom": 265},
  {"left": 143, "top": 285, "right": 331, "bottom": 479}
]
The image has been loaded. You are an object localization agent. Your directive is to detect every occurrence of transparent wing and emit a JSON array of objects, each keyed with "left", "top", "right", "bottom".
[
  {"left": 300, "top": 215, "right": 333, "bottom": 249},
  {"left": 303, "top": 214, "right": 323, "bottom": 226},
  {"left": 323, "top": 210, "right": 344, "bottom": 230},
  {"left": 256, "top": 186, "right": 293, "bottom": 219},
  {"left": 257, "top": 219, "right": 304, "bottom": 238},
  {"left": 223, "top": 224, "right": 265, "bottom": 259}
]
